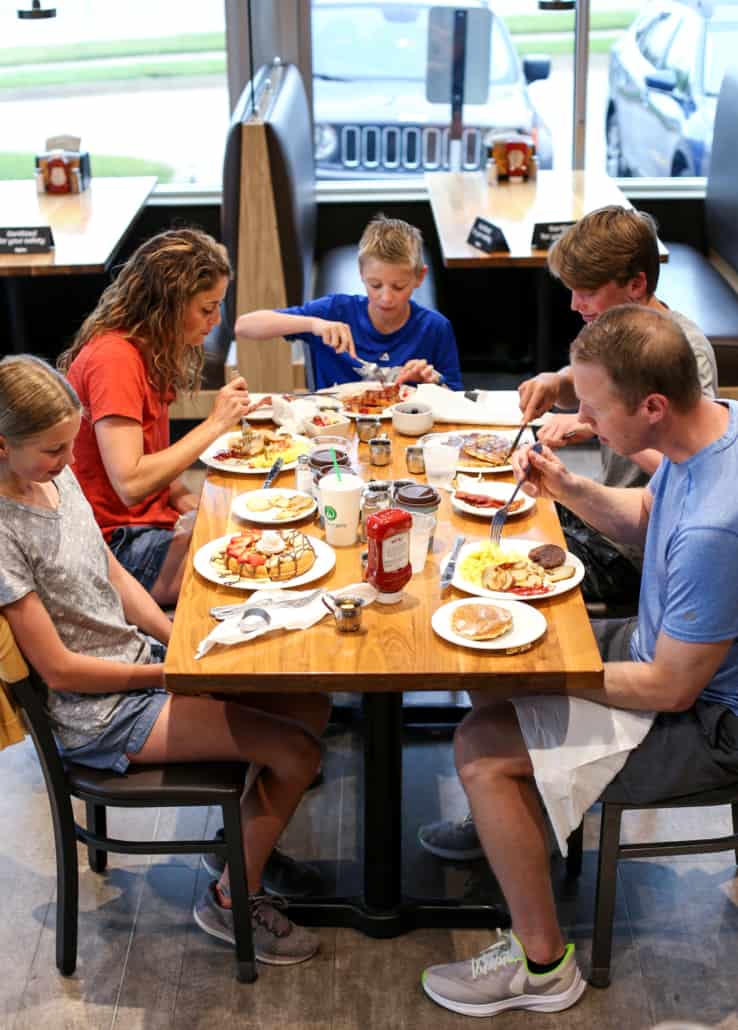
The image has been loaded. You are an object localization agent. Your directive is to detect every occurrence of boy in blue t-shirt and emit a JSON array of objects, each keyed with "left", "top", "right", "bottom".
[{"left": 235, "top": 215, "right": 463, "bottom": 391}]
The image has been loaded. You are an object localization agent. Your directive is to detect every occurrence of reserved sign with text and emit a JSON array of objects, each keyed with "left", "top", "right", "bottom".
[
  {"left": 467, "top": 216, "right": 509, "bottom": 254},
  {"left": 531, "top": 221, "right": 575, "bottom": 250},
  {"left": 0, "top": 226, "right": 55, "bottom": 254}
]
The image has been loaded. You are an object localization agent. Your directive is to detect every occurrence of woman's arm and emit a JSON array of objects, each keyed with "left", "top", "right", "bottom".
[
  {"left": 3, "top": 593, "right": 165, "bottom": 694},
  {"left": 94, "top": 377, "right": 251, "bottom": 507},
  {"left": 107, "top": 548, "right": 172, "bottom": 644}
]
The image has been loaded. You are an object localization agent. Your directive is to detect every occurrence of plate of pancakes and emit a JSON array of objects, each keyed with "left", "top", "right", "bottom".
[
  {"left": 319, "top": 381, "right": 415, "bottom": 418},
  {"left": 232, "top": 488, "right": 317, "bottom": 525},
  {"left": 432, "top": 598, "right": 547, "bottom": 652},
  {"left": 194, "top": 529, "right": 335, "bottom": 590},
  {"left": 418, "top": 428, "right": 536, "bottom": 474}
]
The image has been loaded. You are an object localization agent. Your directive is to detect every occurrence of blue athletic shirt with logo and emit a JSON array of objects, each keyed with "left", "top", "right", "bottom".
[{"left": 280, "top": 294, "right": 463, "bottom": 391}]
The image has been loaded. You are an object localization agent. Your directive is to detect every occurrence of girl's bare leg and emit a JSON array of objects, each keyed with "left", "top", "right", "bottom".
[
  {"left": 128, "top": 692, "right": 330, "bottom": 895},
  {"left": 149, "top": 530, "right": 191, "bottom": 607}
]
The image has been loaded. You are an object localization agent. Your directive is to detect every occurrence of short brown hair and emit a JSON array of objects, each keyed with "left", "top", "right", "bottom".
[
  {"left": 548, "top": 206, "right": 660, "bottom": 295},
  {"left": 571, "top": 305, "right": 701, "bottom": 413},
  {"left": 358, "top": 214, "right": 424, "bottom": 275}
]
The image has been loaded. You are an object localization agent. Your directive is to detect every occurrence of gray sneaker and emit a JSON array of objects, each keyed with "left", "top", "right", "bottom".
[
  {"left": 202, "top": 831, "right": 323, "bottom": 898},
  {"left": 193, "top": 882, "right": 320, "bottom": 966},
  {"left": 417, "top": 812, "right": 483, "bottom": 861},
  {"left": 422, "top": 929, "right": 586, "bottom": 1017}
]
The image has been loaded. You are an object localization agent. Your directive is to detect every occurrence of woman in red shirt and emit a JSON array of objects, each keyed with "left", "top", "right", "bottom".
[{"left": 59, "top": 228, "right": 251, "bottom": 605}]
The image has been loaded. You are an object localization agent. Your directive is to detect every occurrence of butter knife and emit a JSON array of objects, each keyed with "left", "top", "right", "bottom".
[
  {"left": 262, "top": 456, "right": 284, "bottom": 489},
  {"left": 440, "top": 534, "right": 466, "bottom": 592}
]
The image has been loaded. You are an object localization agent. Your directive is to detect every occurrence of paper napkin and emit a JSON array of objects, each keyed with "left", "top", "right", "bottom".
[
  {"left": 194, "top": 582, "right": 377, "bottom": 659},
  {"left": 414, "top": 385, "right": 549, "bottom": 427}
]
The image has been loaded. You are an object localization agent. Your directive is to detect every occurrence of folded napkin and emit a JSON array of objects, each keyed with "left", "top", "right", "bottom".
[
  {"left": 414, "top": 385, "right": 549, "bottom": 427},
  {"left": 270, "top": 394, "right": 321, "bottom": 435},
  {"left": 194, "top": 582, "right": 377, "bottom": 659}
]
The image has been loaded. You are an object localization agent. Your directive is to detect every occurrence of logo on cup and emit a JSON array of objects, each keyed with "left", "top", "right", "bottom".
[{"left": 325, "top": 505, "right": 337, "bottom": 522}]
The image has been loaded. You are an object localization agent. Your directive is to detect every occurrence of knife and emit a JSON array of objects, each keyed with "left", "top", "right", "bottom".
[
  {"left": 262, "top": 456, "right": 284, "bottom": 489},
  {"left": 440, "top": 534, "right": 466, "bottom": 592}
]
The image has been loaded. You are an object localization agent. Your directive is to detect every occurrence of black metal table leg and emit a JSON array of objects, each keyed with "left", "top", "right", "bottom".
[{"left": 362, "top": 691, "right": 403, "bottom": 910}]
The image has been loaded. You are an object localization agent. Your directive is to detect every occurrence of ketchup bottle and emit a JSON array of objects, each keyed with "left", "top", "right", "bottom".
[{"left": 366, "top": 507, "right": 412, "bottom": 604}]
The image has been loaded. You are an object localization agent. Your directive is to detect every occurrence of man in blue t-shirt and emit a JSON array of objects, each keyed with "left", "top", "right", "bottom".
[
  {"left": 235, "top": 215, "right": 463, "bottom": 391},
  {"left": 421, "top": 305, "right": 738, "bottom": 1019}
]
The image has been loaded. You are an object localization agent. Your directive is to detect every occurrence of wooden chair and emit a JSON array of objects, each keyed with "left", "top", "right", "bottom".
[
  {"left": 567, "top": 788, "right": 738, "bottom": 988},
  {"left": 0, "top": 615, "right": 258, "bottom": 983}
]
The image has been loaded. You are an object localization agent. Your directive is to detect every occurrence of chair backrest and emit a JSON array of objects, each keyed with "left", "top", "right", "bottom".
[{"left": 706, "top": 69, "right": 738, "bottom": 270}]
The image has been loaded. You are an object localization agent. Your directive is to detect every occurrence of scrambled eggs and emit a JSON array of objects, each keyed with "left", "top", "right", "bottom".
[
  {"left": 247, "top": 442, "right": 308, "bottom": 468},
  {"left": 459, "top": 542, "right": 526, "bottom": 585}
]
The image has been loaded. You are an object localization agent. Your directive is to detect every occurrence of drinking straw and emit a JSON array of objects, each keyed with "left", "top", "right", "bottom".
[{"left": 330, "top": 447, "right": 343, "bottom": 482}]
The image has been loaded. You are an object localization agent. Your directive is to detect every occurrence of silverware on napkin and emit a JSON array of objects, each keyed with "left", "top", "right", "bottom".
[
  {"left": 210, "top": 588, "right": 324, "bottom": 622},
  {"left": 262, "top": 456, "right": 284, "bottom": 489},
  {"left": 440, "top": 534, "right": 466, "bottom": 593}
]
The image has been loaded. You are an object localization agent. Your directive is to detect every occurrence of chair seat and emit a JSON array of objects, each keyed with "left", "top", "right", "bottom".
[{"left": 66, "top": 760, "right": 248, "bottom": 804}]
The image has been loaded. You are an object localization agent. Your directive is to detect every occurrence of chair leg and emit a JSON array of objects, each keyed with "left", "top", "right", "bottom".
[
  {"left": 222, "top": 801, "right": 257, "bottom": 983},
  {"left": 589, "top": 802, "right": 623, "bottom": 989},
  {"left": 566, "top": 821, "right": 584, "bottom": 877},
  {"left": 85, "top": 802, "right": 108, "bottom": 873},
  {"left": 731, "top": 803, "right": 738, "bottom": 866},
  {"left": 50, "top": 797, "right": 79, "bottom": 976}
]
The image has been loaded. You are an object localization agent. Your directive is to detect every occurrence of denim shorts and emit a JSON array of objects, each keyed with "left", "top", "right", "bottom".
[
  {"left": 56, "top": 643, "right": 168, "bottom": 774},
  {"left": 109, "top": 525, "right": 174, "bottom": 592}
]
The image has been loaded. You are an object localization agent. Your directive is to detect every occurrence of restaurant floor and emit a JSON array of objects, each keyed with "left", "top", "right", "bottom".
[{"left": 2, "top": 719, "right": 738, "bottom": 1030}]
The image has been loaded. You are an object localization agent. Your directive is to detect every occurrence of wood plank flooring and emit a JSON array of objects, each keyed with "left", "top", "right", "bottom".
[{"left": 1, "top": 721, "right": 737, "bottom": 1030}]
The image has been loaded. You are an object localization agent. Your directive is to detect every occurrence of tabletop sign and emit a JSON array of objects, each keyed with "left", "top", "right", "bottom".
[
  {"left": 0, "top": 226, "right": 55, "bottom": 254},
  {"left": 467, "top": 216, "right": 509, "bottom": 254},
  {"left": 531, "top": 221, "right": 575, "bottom": 250}
]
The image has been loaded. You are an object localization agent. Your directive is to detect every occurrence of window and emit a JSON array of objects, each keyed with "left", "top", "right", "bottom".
[
  {"left": 0, "top": 0, "right": 229, "bottom": 188},
  {"left": 639, "top": 13, "right": 680, "bottom": 67}
]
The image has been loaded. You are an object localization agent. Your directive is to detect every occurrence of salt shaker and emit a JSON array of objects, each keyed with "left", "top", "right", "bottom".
[
  {"left": 369, "top": 436, "right": 392, "bottom": 467},
  {"left": 295, "top": 453, "right": 313, "bottom": 496}
]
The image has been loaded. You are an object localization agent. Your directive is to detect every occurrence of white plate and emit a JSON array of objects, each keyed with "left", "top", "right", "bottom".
[
  {"left": 440, "top": 537, "right": 585, "bottom": 602},
  {"left": 419, "top": 428, "right": 536, "bottom": 474},
  {"left": 231, "top": 488, "right": 317, "bottom": 525},
  {"left": 318, "top": 381, "right": 415, "bottom": 419},
  {"left": 244, "top": 392, "right": 278, "bottom": 421},
  {"left": 450, "top": 477, "right": 535, "bottom": 519},
  {"left": 199, "top": 432, "right": 310, "bottom": 474},
  {"left": 193, "top": 533, "right": 335, "bottom": 591},
  {"left": 432, "top": 598, "right": 547, "bottom": 652}
]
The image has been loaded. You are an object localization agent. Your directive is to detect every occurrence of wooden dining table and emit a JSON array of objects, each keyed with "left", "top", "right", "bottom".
[
  {"left": 425, "top": 169, "right": 668, "bottom": 370},
  {"left": 165, "top": 415, "right": 603, "bottom": 936}
]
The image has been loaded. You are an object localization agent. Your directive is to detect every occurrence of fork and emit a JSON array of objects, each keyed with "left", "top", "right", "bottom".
[
  {"left": 490, "top": 442, "right": 542, "bottom": 545},
  {"left": 210, "top": 588, "right": 324, "bottom": 621}
]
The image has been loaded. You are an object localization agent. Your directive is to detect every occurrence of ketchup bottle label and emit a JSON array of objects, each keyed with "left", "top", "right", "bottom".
[{"left": 381, "top": 531, "right": 409, "bottom": 572}]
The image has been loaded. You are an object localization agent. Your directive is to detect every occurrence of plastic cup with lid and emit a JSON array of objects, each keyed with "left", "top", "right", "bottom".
[{"left": 318, "top": 471, "right": 364, "bottom": 547}]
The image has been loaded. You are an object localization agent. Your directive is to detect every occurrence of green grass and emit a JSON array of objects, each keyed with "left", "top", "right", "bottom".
[
  {"left": 0, "top": 56, "right": 226, "bottom": 90},
  {"left": 517, "top": 35, "right": 620, "bottom": 56},
  {"left": 0, "top": 152, "right": 176, "bottom": 183},
  {"left": 0, "top": 33, "right": 225, "bottom": 67},
  {"left": 502, "top": 9, "right": 636, "bottom": 34}
]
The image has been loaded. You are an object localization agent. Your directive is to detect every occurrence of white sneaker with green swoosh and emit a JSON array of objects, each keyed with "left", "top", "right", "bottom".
[{"left": 422, "top": 928, "right": 586, "bottom": 1017}]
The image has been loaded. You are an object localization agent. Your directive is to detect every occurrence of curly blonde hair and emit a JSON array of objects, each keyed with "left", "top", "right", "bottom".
[{"left": 58, "top": 228, "right": 231, "bottom": 394}]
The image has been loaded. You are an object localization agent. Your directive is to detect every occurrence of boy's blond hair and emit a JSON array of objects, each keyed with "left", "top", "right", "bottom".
[{"left": 358, "top": 215, "right": 424, "bottom": 276}]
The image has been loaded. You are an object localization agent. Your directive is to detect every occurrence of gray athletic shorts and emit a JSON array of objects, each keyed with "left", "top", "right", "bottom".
[{"left": 594, "top": 619, "right": 738, "bottom": 805}]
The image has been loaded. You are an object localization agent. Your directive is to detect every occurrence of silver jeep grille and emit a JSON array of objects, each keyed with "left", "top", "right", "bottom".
[{"left": 338, "top": 125, "right": 483, "bottom": 171}]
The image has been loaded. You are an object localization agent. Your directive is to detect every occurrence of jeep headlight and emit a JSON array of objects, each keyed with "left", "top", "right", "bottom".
[{"left": 314, "top": 124, "right": 338, "bottom": 162}]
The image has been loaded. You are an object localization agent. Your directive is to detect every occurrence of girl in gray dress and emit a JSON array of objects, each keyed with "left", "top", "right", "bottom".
[{"left": 0, "top": 355, "right": 329, "bottom": 967}]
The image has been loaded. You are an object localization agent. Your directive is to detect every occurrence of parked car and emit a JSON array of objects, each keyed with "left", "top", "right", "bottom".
[
  {"left": 606, "top": 0, "right": 738, "bottom": 177},
  {"left": 311, "top": 0, "right": 553, "bottom": 179}
]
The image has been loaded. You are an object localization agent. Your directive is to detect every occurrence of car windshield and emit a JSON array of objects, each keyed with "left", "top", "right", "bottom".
[
  {"left": 704, "top": 10, "right": 738, "bottom": 95},
  {"left": 312, "top": 4, "right": 517, "bottom": 85}
]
